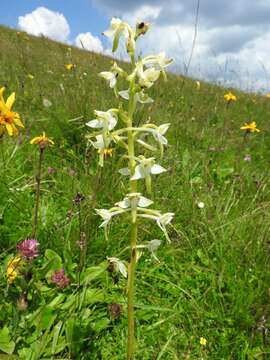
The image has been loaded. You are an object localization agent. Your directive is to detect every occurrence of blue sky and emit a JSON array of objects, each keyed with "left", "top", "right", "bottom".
[
  {"left": 2, "top": 0, "right": 107, "bottom": 39},
  {"left": 2, "top": 0, "right": 270, "bottom": 92}
]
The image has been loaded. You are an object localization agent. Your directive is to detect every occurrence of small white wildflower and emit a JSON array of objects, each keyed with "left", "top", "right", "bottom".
[
  {"left": 43, "top": 98, "right": 52, "bottom": 108},
  {"left": 197, "top": 202, "right": 205, "bottom": 209}
]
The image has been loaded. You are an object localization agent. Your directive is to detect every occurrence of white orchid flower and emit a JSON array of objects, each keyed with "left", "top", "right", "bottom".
[
  {"left": 150, "top": 123, "right": 170, "bottom": 156},
  {"left": 107, "top": 257, "right": 127, "bottom": 278},
  {"left": 136, "top": 90, "right": 154, "bottom": 103},
  {"left": 142, "top": 52, "right": 173, "bottom": 80},
  {"left": 119, "top": 157, "right": 166, "bottom": 193},
  {"left": 89, "top": 134, "right": 112, "bottom": 167},
  {"left": 152, "top": 124, "right": 170, "bottom": 145},
  {"left": 131, "top": 157, "right": 166, "bottom": 180},
  {"left": 103, "top": 17, "right": 135, "bottom": 54},
  {"left": 129, "top": 61, "right": 160, "bottom": 88},
  {"left": 99, "top": 71, "right": 117, "bottom": 88},
  {"left": 115, "top": 193, "right": 153, "bottom": 223},
  {"left": 139, "top": 67, "right": 160, "bottom": 88},
  {"left": 95, "top": 208, "right": 124, "bottom": 227},
  {"left": 115, "top": 193, "right": 153, "bottom": 209},
  {"left": 86, "top": 109, "right": 118, "bottom": 131},
  {"left": 156, "top": 212, "right": 174, "bottom": 243},
  {"left": 119, "top": 89, "right": 154, "bottom": 104},
  {"left": 96, "top": 207, "right": 126, "bottom": 240},
  {"left": 142, "top": 52, "right": 173, "bottom": 70},
  {"left": 138, "top": 211, "right": 174, "bottom": 242},
  {"left": 137, "top": 239, "right": 162, "bottom": 261},
  {"left": 99, "top": 62, "right": 125, "bottom": 89}
]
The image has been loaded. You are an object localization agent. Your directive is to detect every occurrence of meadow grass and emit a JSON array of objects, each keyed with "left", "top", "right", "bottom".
[{"left": 0, "top": 25, "right": 270, "bottom": 359}]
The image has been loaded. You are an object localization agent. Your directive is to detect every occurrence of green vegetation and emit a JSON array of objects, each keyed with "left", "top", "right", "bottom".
[{"left": 0, "top": 24, "right": 270, "bottom": 359}]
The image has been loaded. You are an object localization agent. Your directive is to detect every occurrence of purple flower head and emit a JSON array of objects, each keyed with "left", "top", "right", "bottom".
[
  {"left": 73, "top": 192, "right": 85, "bottom": 205},
  {"left": 47, "top": 166, "right": 55, "bottom": 174},
  {"left": 244, "top": 154, "right": 251, "bottom": 162},
  {"left": 69, "top": 169, "right": 76, "bottom": 177},
  {"left": 51, "top": 268, "right": 70, "bottom": 289},
  {"left": 17, "top": 239, "right": 39, "bottom": 260}
]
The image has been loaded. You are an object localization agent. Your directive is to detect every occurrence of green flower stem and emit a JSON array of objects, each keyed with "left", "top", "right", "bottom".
[
  {"left": 127, "top": 79, "right": 138, "bottom": 360},
  {"left": 32, "top": 147, "right": 44, "bottom": 238}
]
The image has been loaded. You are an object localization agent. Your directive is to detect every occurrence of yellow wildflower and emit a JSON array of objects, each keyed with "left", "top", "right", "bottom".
[
  {"left": 196, "top": 81, "right": 201, "bottom": 90},
  {"left": 30, "top": 132, "right": 54, "bottom": 148},
  {"left": 65, "top": 63, "right": 75, "bottom": 71},
  {"left": 224, "top": 92, "right": 237, "bottom": 102},
  {"left": 6, "top": 255, "right": 23, "bottom": 284},
  {"left": 103, "top": 148, "right": 113, "bottom": 157},
  {"left": 240, "top": 121, "right": 260, "bottom": 133},
  {"left": 0, "top": 87, "right": 24, "bottom": 136},
  {"left": 199, "top": 337, "right": 207, "bottom": 346}
]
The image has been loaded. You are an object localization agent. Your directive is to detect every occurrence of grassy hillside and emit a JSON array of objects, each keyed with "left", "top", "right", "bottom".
[{"left": 1, "top": 24, "right": 270, "bottom": 359}]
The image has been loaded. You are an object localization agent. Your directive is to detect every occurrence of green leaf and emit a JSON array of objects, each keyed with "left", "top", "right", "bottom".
[
  {"left": 51, "top": 321, "right": 63, "bottom": 355},
  {"left": 190, "top": 176, "right": 203, "bottom": 184},
  {"left": 182, "top": 148, "right": 190, "bottom": 169},
  {"left": 196, "top": 249, "right": 209, "bottom": 266},
  {"left": 0, "top": 327, "right": 15, "bottom": 355},
  {"left": 37, "top": 307, "right": 56, "bottom": 331},
  {"left": 48, "top": 293, "right": 66, "bottom": 308},
  {"left": 45, "top": 249, "right": 63, "bottom": 270},
  {"left": 81, "top": 262, "right": 107, "bottom": 285},
  {"left": 82, "top": 288, "right": 105, "bottom": 306},
  {"left": 91, "top": 318, "right": 110, "bottom": 332}
]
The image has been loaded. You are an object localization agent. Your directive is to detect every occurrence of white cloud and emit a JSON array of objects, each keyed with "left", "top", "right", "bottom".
[
  {"left": 18, "top": 7, "right": 70, "bottom": 42},
  {"left": 75, "top": 32, "right": 103, "bottom": 53},
  {"left": 124, "top": 4, "right": 161, "bottom": 25}
]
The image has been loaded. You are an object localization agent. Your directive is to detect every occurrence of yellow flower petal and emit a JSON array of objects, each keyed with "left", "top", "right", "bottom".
[
  {"left": 14, "top": 115, "right": 24, "bottom": 128},
  {"left": 5, "top": 123, "right": 14, "bottom": 136},
  {"left": 6, "top": 92, "right": 15, "bottom": 110}
]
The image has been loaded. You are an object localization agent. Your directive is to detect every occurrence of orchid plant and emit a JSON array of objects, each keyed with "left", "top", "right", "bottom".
[{"left": 86, "top": 17, "right": 174, "bottom": 359}]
